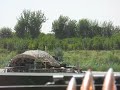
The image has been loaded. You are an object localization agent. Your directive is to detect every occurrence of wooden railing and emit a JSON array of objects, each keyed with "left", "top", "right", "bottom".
[{"left": 67, "top": 68, "right": 116, "bottom": 90}]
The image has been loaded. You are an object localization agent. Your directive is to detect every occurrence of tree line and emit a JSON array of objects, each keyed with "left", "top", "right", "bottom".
[
  {"left": 0, "top": 10, "right": 120, "bottom": 53},
  {"left": 0, "top": 10, "right": 46, "bottom": 39},
  {"left": 52, "top": 15, "right": 120, "bottom": 39}
]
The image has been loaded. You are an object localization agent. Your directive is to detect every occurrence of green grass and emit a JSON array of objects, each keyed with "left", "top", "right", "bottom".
[
  {"left": 63, "top": 50, "right": 120, "bottom": 71},
  {"left": 0, "top": 49, "right": 17, "bottom": 68},
  {"left": 1, "top": 49, "right": 120, "bottom": 71}
]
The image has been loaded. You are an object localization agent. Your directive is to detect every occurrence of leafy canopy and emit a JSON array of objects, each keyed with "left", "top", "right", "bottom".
[{"left": 14, "top": 10, "right": 46, "bottom": 38}]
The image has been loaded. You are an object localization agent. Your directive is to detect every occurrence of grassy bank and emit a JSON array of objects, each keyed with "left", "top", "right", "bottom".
[
  {"left": 0, "top": 49, "right": 17, "bottom": 68},
  {"left": 63, "top": 50, "right": 120, "bottom": 71},
  {"left": 0, "top": 49, "right": 120, "bottom": 71}
]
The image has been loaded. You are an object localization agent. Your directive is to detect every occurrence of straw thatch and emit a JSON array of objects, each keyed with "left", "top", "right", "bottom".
[{"left": 10, "top": 50, "right": 60, "bottom": 67}]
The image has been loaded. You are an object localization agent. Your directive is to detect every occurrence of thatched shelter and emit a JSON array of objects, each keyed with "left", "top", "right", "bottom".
[{"left": 8, "top": 50, "right": 60, "bottom": 72}]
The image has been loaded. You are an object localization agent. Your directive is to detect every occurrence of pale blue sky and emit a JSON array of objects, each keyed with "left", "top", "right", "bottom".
[{"left": 0, "top": 0, "right": 120, "bottom": 33}]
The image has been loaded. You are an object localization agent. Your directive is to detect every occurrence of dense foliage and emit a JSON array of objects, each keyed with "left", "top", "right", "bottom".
[
  {"left": 0, "top": 27, "right": 13, "bottom": 38},
  {"left": 52, "top": 15, "right": 120, "bottom": 39},
  {"left": 0, "top": 12, "right": 120, "bottom": 52},
  {"left": 14, "top": 10, "right": 46, "bottom": 38},
  {"left": 0, "top": 10, "right": 120, "bottom": 71},
  {"left": 0, "top": 49, "right": 16, "bottom": 67},
  {"left": 54, "top": 47, "right": 64, "bottom": 62},
  {"left": 1, "top": 33, "right": 120, "bottom": 53},
  {"left": 0, "top": 10, "right": 119, "bottom": 51},
  {"left": 52, "top": 15, "right": 77, "bottom": 39}
]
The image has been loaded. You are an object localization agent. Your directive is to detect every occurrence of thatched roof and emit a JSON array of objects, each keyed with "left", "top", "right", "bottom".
[{"left": 11, "top": 50, "right": 60, "bottom": 67}]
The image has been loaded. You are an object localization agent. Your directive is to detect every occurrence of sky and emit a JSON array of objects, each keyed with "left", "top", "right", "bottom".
[{"left": 0, "top": 0, "right": 120, "bottom": 33}]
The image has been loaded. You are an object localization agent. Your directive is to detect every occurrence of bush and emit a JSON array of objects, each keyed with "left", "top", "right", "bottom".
[{"left": 54, "top": 47, "right": 64, "bottom": 62}]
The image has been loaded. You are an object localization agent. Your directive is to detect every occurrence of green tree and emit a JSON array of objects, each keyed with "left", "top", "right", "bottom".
[
  {"left": 14, "top": 10, "right": 46, "bottom": 38},
  {"left": 52, "top": 15, "right": 69, "bottom": 39},
  {"left": 90, "top": 20, "right": 102, "bottom": 37},
  {"left": 77, "top": 19, "right": 91, "bottom": 38},
  {"left": 113, "top": 26, "right": 120, "bottom": 34},
  {"left": 101, "top": 21, "right": 113, "bottom": 37},
  {"left": 64, "top": 20, "right": 77, "bottom": 38},
  {"left": 52, "top": 15, "right": 77, "bottom": 39},
  {"left": 0, "top": 27, "right": 13, "bottom": 38}
]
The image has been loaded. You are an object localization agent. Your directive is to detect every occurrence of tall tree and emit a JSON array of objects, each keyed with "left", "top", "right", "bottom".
[
  {"left": 52, "top": 15, "right": 77, "bottom": 39},
  {"left": 77, "top": 19, "right": 91, "bottom": 38},
  {"left": 64, "top": 20, "right": 77, "bottom": 38},
  {"left": 90, "top": 20, "right": 101, "bottom": 37},
  {"left": 101, "top": 21, "right": 113, "bottom": 37},
  {"left": 52, "top": 15, "right": 69, "bottom": 39},
  {"left": 0, "top": 27, "right": 13, "bottom": 38},
  {"left": 14, "top": 10, "right": 46, "bottom": 38},
  {"left": 113, "top": 26, "right": 120, "bottom": 34}
]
